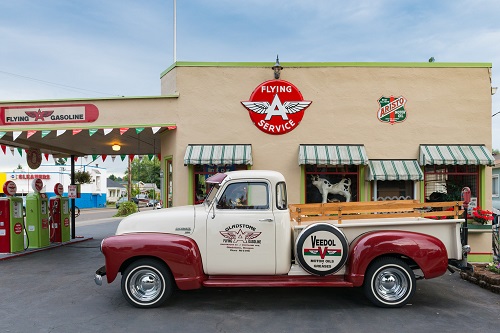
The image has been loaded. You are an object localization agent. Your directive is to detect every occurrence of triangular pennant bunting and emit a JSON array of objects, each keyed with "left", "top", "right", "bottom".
[
  {"left": 120, "top": 155, "right": 126, "bottom": 161},
  {"left": 102, "top": 154, "right": 107, "bottom": 162},
  {"left": 41, "top": 130, "right": 51, "bottom": 138},
  {"left": 92, "top": 154, "right": 98, "bottom": 161},
  {"left": 74, "top": 156, "right": 78, "bottom": 162},
  {"left": 73, "top": 129, "right": 82, "bottom": 135},
  {"left": 44, "top": 153, "right": 50, "bottom": 161},
  {"left": 1, "top": 145, "right": 6, "bottom": 154},
  {"left": 17, "top": 148, "right": 23, "bottom": 156},
  {"left": 103, "top": 129, "right": 112, "bottom": 135},
  {"left": 111, "top": 156, "right": 116, "bottom": 162},
  {"left": 157, "top": 153, "right": 161, "bottom": 161},
  {"left": 10, "top": 147, "right": 14, "bottom": 155},
  {"left": 120, "top": 128, "right": 128, "bottom": 135},
  {"left": 135, "top": 128, "right": 145, "bottom": 134},
  {"left": 0, "top": 132, "right": 6, "bottom": 139},
  {"left": 56, "top": 130, "right": 66, "bottom": 136},
  {"left": 27, "top": 130, "right": 37, "bottom": 138},
  {"left": 151, "top": 127, "right": 161, "bottom": 134},
  {"left": 167, "top": 126, "right": 177, "bottom": 130},
  {"left": 89, "top": 129, "right": 98, "bottom": 136},
  {"left": 13, "top": 131, "right": 22, "bottom": 140},
  {"left": 148, "top": 154, "right": 154, "bottom": 161},
  {"left": 129, "top": 154, "right": 135, "bottom": 161}
]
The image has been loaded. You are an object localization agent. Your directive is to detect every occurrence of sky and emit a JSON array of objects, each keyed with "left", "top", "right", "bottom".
[{"left": 1, "top": 0, "right": 500, "bottom": 177}]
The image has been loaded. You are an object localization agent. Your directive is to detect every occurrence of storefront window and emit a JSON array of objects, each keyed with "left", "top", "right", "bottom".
[
  {"left": 493, "top": 174, "right": 499, "bottom": 198},
  {"left": 424, "top": 165, "right": 479, "bottom": 202},
  {"left": 374, "top": 180, "right": 414, "bottom": 201},
  {"left": 193, "top": 164, "right": 247, "bottom": 204},
  {"left": 305, "top": 165, "right": 358, "bottom": 203}
]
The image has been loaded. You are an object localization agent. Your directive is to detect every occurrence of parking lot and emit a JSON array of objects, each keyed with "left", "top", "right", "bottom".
[{"left": 0, "top": 208, "right": 499, "bottom": 333}]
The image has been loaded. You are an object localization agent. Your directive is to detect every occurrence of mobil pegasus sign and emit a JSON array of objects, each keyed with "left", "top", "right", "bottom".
[{"left": 241, "top": 80, "right": 312, "bottom": 135}]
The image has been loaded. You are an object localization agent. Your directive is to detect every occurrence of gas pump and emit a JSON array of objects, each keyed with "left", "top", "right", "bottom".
[
  {"left": 0, "top": 181, "right": 25, "bottom": 253},
  {"left": 49, "top": 183, "right": 70, "bottom": 243},
  {"left": 26, "top": 178, "right": 50, "bottom": 248}
]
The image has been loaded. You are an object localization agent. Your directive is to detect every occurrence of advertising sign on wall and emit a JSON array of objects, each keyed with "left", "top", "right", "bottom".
[{"left": 241, "top": 80, "right": 312, "bottom": 135}]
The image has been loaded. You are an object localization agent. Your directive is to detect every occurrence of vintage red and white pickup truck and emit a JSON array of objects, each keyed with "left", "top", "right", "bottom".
[{"left": 94, "top": 170, "right": 471, "bottom": 308}]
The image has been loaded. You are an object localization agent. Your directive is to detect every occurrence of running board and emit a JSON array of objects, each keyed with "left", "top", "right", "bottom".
[{"left": 202, "top": 275, "right": 354, "bottom": 288}]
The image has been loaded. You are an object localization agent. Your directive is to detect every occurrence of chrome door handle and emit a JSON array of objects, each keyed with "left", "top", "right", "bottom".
[{"left": 259, "top": 218, "right": 273, "bottom": 222}]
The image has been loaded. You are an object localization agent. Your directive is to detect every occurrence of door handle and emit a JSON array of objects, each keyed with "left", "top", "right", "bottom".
[{"left": 259, "top": 218, "right": 273, "bottom": 222}]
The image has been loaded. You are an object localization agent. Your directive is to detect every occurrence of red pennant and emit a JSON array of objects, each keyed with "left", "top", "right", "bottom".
[
  {"left": 73, "top": 129, "right": 82, "bottom": 135},
  {"left": 129, "top": 154, "right": 135, "bottom": 161},
  {"left": 167, "top": 126, "right": 177, "bottom": 130},
  {"left": 157, "top": 153, "right": 161, "bottom": 161},
  {"left": 44, "top": 153, "right": 49, "bottom": 161},
  {"left": 27, "top": 130, "right": 37, "bottom": 138},
  {"left": 74, "top": 156, "right": 78, "bottom": 162},
  {"left": 1, "top": 145, "right": 6, "bottom": 154},
  {"left": 120, "top": 128, "right": 129, "bottom": 135},
  {"left": 102, "top": 154, "right": 107, "bottom": 162}
]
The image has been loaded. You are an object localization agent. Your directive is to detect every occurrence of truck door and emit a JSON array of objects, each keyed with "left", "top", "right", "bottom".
[{"left": 206, "top": 181, "right": 276, "bottom": 275}]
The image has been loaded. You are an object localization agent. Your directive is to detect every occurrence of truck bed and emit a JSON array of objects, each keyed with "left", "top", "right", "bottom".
[{"left": 289, "top": 200, "right": 464, "bottom": 260}]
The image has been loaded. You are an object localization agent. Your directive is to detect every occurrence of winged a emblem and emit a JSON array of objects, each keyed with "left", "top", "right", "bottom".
[
  {"left": 25, "top": 109, "right": 54, "bottom": 121},
  {"left": 242, "top": 94, "right": 311, "bottom": 121},
  {"left": 220, "top": 229, "right": 262, "bottom": 243}
]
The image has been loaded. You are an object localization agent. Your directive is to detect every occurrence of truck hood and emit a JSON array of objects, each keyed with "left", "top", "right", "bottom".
[{"left": 115, "top": 205, "right": 197, "bottom": 236}]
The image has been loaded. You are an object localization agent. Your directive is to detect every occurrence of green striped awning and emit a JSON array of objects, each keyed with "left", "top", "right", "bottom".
[
  {"left": 419, "top": 145, "right": 494, "bottom": 166},
  {"left": 367, "top": 160, "right": 423, "bottom": 181},
  {"left": 298, "top": 145, "right": 368, "bottom": 165},
  {"left": 184, "top": 144, "right": 252, "bottom": 165}
]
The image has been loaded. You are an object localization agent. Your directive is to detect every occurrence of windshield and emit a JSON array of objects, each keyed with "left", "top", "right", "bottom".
[{"left": 204, "top": 184, "right": 220, "bottom": 206}]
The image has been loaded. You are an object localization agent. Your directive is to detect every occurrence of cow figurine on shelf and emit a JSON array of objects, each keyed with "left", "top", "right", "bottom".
[{"left": 311, "top": 175, "right": 352, "bottom": 203}]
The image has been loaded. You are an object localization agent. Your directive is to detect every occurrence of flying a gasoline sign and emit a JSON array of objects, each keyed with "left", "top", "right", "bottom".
[{"left": 241, "top": 80, "right": 312, "bottom": 135}]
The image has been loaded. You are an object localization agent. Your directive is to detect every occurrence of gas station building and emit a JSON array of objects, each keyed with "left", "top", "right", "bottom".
[{"left": 0, "top": 60, "right": 496, "bottom": 260}]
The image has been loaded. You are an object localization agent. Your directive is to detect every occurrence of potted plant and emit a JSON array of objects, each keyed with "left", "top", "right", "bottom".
[
  {"left": 74, "top": 170, "right": 92, "bottom": 198},
  {"left": 471, "top": 207, "right": 494, "bottom": 225}
]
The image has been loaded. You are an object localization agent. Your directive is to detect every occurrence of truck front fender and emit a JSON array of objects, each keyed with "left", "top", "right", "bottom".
[
  {"left": 345, "top": 230, "right": 448, "bottom": 286},
  {"left": 101, "top": 233, "right": 206, "bottom": 290}
]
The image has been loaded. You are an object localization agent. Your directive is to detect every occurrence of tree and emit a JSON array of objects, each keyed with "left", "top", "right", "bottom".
[{"left": 124, "top": 157, "right": 161, "bottom": 189}]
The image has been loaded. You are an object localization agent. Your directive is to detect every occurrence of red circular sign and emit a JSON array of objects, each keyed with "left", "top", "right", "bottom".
[
  {"left": 54, "top": 183, "right": 64, "bottom": 196},
  {"left": 241, "top": 80, "right": 312, "bottom": 135},
  {"left": 31, "top": 178, "right": 43, "bottom": 193},
  {"left": 14, "top": 223, "right": 23, "bottom": 234},
  {"left": 3, "top": 181, "right": 17, "bottom": 196}
]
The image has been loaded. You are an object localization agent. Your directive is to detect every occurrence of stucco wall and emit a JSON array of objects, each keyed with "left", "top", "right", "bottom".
[{"left": 160, "top": 64, "right": 493, "bottom": 206}]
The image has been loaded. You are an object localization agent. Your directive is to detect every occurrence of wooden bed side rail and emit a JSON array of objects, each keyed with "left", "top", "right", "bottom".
[{"left": 289, "top": 200, "right": 464, "bottom": 224}]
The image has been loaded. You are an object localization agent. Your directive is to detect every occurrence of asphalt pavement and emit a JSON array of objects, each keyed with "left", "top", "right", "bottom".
[{"left": 0, "top": 208, "right": 499, "bottom": 333}]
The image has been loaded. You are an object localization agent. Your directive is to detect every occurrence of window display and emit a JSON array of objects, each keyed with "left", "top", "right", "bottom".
[{"left": 305, "top": 165, "right": 358, "bottom": 203}]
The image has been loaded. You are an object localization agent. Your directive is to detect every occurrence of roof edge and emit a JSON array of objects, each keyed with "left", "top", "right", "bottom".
[
  {"left": 160, "top": 61, "right": 492, "bottom": 78},
  {"left": 0, "top": 94, "right": 179, "bottom": 105}
]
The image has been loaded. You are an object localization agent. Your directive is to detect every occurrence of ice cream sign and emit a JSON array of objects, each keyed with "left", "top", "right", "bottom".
[{"left": 241, "top": 80, "right": 312, "bottom": 135}]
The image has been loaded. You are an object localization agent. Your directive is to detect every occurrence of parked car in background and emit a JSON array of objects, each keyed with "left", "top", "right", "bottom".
[
  {"left": 147, "top": 199, "right": 158, "bottom": 207},
  {"left": 115, "top": 197, "right": 128, "bottom": 209}
]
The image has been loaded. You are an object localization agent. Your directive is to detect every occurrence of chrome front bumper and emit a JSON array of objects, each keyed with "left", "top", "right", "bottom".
[{"left": 94, "top": 265, "right": 106, "bottom": 286}]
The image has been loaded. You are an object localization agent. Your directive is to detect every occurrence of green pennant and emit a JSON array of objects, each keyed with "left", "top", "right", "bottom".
[
  {"left": 135, "top": 127, "right": 145, "bottom": 134},
  {"left": 0, "top": 132, "right": 6, "bottom": 139},
  {"left": 17, "top": 148, "right": 23, "bottom": 156},
  {"left": 41, "top": 130, "right": 51, "bottom": 138},
  {"left": 120, "top": 154, "right": 126, "bottom": 161},
  {"left": 148, "top": 154, "right": 154, "bottom": 161},
  {"left": 89, "top": 129, "right": 98, "bottom": 136},
  {"left": 92, "top": 154, "right": 98, "bottom": 161}
]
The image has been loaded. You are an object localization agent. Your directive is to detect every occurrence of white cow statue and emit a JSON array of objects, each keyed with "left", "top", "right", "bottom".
[{"left": 311, "top": 175, "right": 351, "bottom": 203}]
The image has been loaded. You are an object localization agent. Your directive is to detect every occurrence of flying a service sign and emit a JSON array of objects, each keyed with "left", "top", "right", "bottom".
[
  {"left": 241, "top": 80, "right": 312, "bottom": 135},
  {"left": 0, "top": 104, "right": 99, "bottom": 125}
]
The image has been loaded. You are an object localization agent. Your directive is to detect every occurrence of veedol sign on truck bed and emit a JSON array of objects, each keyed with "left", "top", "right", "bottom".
[{"left": 94, "top": 170, "right": 471, "bottom": 308}]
